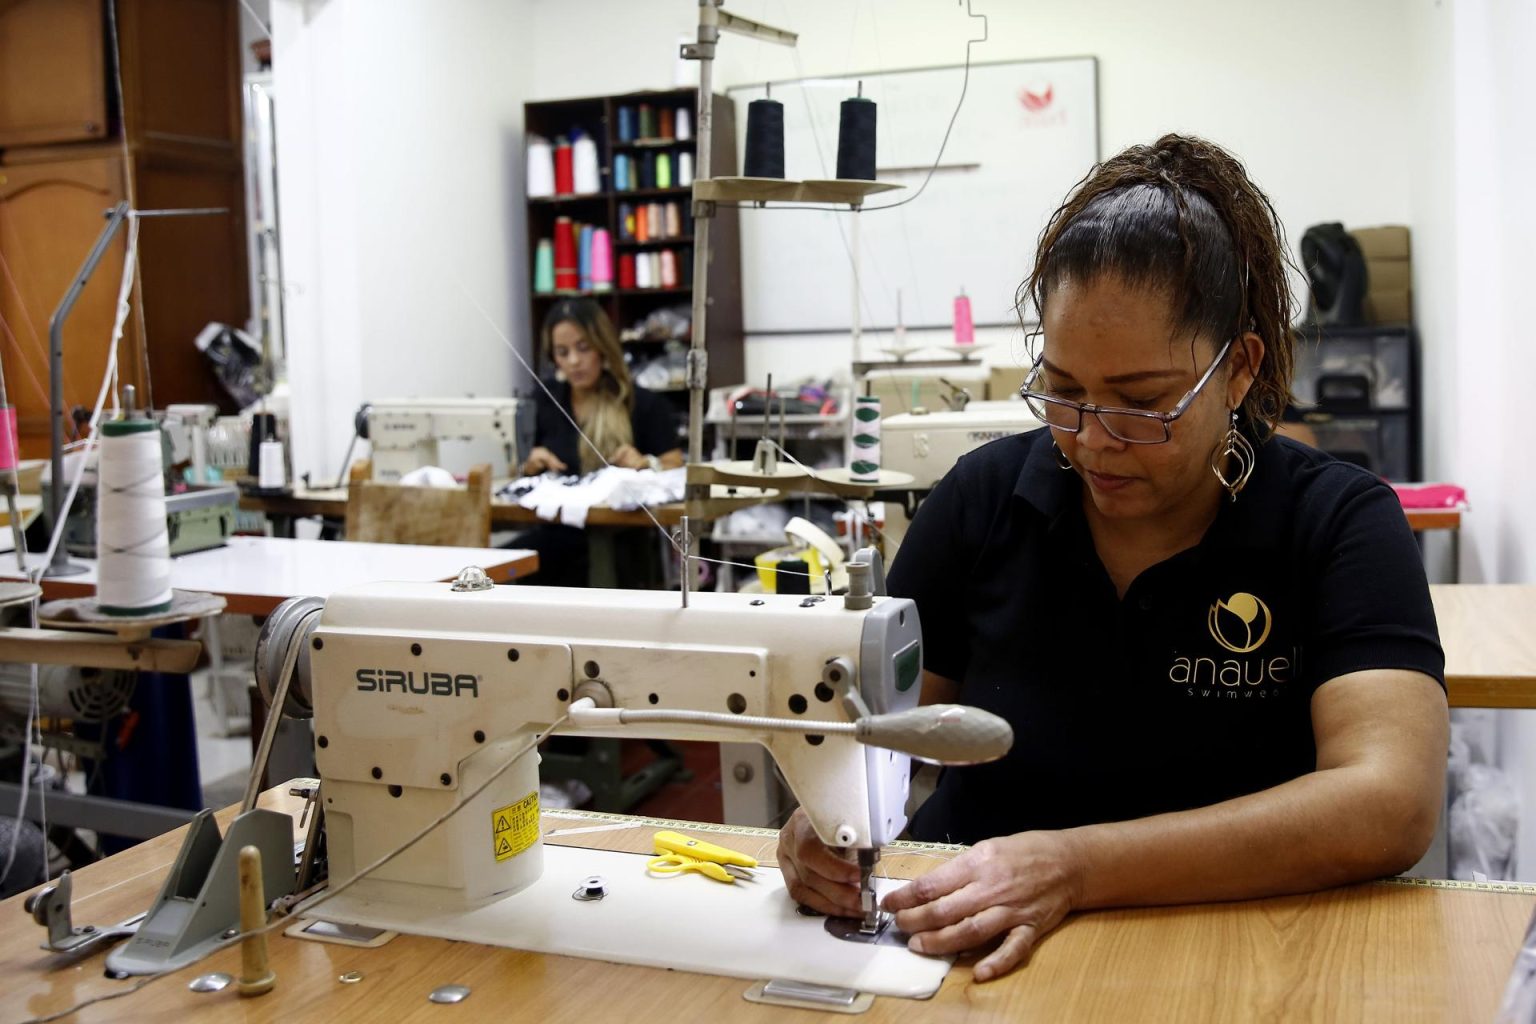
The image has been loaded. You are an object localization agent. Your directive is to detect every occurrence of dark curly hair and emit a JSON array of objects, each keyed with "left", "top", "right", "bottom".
[{"left": 1019, "top": 134, "right": 1296, "bottom": 438}]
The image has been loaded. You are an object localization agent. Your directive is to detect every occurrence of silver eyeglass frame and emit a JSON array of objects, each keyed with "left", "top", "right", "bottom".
[{"left": 1019, "top": 337, "right": 1234, "bottom": 445}]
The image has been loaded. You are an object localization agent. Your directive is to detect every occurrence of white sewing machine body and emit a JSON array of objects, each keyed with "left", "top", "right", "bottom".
[
  {"left": 305, "top": 582, "right": 923, "bottom": 910},
  {"left": 881, "top": 400, "right": 1046, "bottom": 491},
  {"left": 365, "top": 397, "right": 526, "bottom": 482}
]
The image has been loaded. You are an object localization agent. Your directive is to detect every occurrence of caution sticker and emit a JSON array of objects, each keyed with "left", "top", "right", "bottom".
[{"left": 491, "top": 791, "right": 540, "bottom": 862}]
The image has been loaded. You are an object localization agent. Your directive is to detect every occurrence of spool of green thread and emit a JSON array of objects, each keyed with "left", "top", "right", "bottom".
[{"left": 851, "top": 395, "right": 881, "bottom": 483}]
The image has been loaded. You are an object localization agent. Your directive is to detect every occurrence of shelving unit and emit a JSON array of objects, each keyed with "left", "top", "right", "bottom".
[
  {"left": 1292, "top": 323, "right": 1421, "bottom": 480},
  {"left": 522, "top": 88, "right": 743, "bottom": 399}
]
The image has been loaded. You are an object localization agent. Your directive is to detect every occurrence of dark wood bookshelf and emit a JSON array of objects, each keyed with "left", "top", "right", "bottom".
[{"left": 523, "top": 88, "right": 743, "bottom": 394}]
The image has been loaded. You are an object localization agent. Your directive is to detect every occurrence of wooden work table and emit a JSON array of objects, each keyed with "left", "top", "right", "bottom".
[
  {"left": 242, "top": 482, "right": 778, "bottom": 531},
  {"left": 1435, "top": 584, "right": 1536, "bottom": 709},
  {"left": 3, "top": 537, "right": 538, "bottom": 616},
  {"left": 3, "top": 791, "right": 1531, "bottom": 1023}
]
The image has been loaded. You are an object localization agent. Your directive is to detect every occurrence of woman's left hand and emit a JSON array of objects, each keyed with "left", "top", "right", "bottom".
[
  {"left": 608, "top": 444, "right": 647, "bottom": 470},
  {"left": 881, "top": 831, "right": 1081, "bottom": 982}
]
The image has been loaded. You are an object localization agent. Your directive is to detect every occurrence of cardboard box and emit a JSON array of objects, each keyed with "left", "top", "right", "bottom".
[
  {"left": 1351, "top": 226, "right": 1411, "bottom": 261},
  {"left": 1363, "top": 290, "right": 1412, "bottom": 324},
  {"left": 1366, "top": 257, "right": 1411, "bottom": 293},
  {"left": 989, "top": 365, "right": 1028, "bottom": 401}
]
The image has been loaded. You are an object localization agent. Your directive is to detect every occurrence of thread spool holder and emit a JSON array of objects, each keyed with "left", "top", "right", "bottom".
[
  {"left": 44, "top": 202, "right": 228, "bottom": 578},
  {"left": 682, "top": 6, "right": 908, "bottom": 518}
]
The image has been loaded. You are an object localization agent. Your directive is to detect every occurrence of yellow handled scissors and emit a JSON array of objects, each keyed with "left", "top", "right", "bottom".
[
  {"left": 646, "top": 830, "right": 758, "bottom": 883},
  {"left": 646, "top": 851, "right": 753, "bottom": 883}
]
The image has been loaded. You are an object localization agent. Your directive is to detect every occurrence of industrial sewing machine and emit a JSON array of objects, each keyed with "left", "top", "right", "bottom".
[
  {"left": 84, "top": 564, "right": 1010, "bottom": 983},
  {"left": 361, "top": 397, "right": 529, "bottom": 482},
  {"left": 881, "top": 400, "right": 1046, "bottom": 492}
]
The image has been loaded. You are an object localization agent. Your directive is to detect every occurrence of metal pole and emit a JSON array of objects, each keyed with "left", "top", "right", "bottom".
[
  {"left": 685, "top": 1, "right": 718, "bottom": 469},
  {"left": 45, "top": 202, "right": 130, "bottom": 577}
]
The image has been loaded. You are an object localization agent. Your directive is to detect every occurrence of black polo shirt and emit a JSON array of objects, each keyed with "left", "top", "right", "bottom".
[
  {"left": 533, "top": 380, "right": 682, "bottom": 470},
  {"left": 888, "top": 428, "right": 1445, "bottom": 845}
]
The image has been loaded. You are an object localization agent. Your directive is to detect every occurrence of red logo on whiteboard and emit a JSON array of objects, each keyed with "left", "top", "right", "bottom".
[{"left": 1020, "top": 83, "right": 1054, "bottom": 112}]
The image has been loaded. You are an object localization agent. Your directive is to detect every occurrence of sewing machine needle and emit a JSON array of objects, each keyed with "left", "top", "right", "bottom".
[{"left": 857, "top": 849, "right": 879, "bottom": 935}]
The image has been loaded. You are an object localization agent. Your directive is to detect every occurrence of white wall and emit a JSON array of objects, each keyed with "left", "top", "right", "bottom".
[
  {"left": 527, "top": 0, "right": 1418, "bottom": 387},
  {"left": 272, "top": 0, "right": 534, "bottom": 484}
]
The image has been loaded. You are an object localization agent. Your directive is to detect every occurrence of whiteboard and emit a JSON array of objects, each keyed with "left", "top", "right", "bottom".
[{"left": 731, "top": 57, "right": 1099, "bottom": 334}]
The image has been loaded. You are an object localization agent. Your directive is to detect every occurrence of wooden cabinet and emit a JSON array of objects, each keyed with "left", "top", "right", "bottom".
[
  {"left": 0, "top": 0, "right": 247, "bottom": 459},
  {"left": 0, "top": 148, "right": 135, "bottom": 458},
  {"left": 0, "top": 0, "right": 110, "bottom": 148}
]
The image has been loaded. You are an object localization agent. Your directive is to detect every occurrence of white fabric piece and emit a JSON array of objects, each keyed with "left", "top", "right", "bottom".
[
  {"left": 398, "top": 466, "right": 458, "bottom": 488},
  {"left": 499, "top": 467, "right": 685, "bottom": 528}
]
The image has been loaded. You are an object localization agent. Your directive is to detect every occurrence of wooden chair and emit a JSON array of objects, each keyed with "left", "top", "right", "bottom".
[{"left": 344, "top": 459, "right": 492, "bottom": 547}]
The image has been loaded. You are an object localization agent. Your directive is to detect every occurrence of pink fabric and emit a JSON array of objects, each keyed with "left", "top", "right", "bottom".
[{"left": 1392, "top": 483, "right": 1467, "bottom": 509}]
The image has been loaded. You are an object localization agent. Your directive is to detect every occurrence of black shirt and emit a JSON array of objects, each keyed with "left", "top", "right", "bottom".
[
  {"left": 888, "top": 427, "right": 1445, "bottom": 845},
  {"left": 533, "top": 380, "right": 682, "bottom": 470}
]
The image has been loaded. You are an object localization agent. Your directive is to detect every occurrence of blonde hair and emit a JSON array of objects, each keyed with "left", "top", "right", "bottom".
[{"left": 542, "top": 300, "right": 634, "bottom": 472}]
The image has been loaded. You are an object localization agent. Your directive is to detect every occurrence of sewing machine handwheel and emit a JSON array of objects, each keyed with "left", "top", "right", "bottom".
[{"left": 255, "top": 595, "right": 325, "bottom": 718}]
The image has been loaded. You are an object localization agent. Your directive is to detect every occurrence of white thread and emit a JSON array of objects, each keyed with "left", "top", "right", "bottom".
[
  {"left": 95, "top": 426, "right": 172, "bottom": 611},
  {"left": 258, "top": 439, "right": 286, "bottom": 489}
]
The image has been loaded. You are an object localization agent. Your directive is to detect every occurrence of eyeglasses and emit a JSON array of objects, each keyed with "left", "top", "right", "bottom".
[{"left": 1020, "top": 338, "right": 1233, "bottom": 445}]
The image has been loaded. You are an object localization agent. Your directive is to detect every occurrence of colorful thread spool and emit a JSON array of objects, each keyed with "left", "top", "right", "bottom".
[
  {"left": 617, "top": 106, "right": 636, "bottom": 142},
  {"left": 578, "top": 225, "right": 594, "bottom": 291},
  {"left": 591, "top": 229, "right": 613, "bottom": 292},
  {"left": 638, "top": 104, "right": 656, "bottom": 140},
  {"left": 553, "top": 216, "right": 578, "bottom": 291},
  {"left": 0, "top": 406, "right": 17, "bottom": 472},
  {"left": 659, "top": 108, "right": 675, "bottom": 139},
  {"left": 678, "top": 151, "right": 694, "bottom": 187},
  {"left": 96, "top": 418, "right": 173, "bottom": 615},
  {"left": 850, "top": 396, "right": 881, "bottom": 483},
  {"left": 953, "top": 291, "right": 975, "bottom": 346},
  {"left": 572, "top": 132, "right": 601, "bottom": 194},
  {"left": 656, "top": 152, "right": 672, "bottom": 189},
  {"left": 526, "top": 135, "right": 554, "bottom": 198},
  {"left": 553, "top": 137, "right": 575, "bottom": 194},
  {"left": 618, "top": 253, "right": 637, "bottom": 289},
  {"left": 533, "top": 239, "right": 555, "bottom": 293},
  {"left": 659, "top": 249, "right": 678, "bottom": 289},
  {"left": 675, "top": 107, "right": 692, "bottom": 141}
]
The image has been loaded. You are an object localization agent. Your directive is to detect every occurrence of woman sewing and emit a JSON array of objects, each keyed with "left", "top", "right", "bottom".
[
  {"left": 778, "top": 135, "right": 1448, "bottom": 981},
  {"left": 524, "top": 298, "right": 684, "bottom": 477},
  {"left": 517, "top": 299, "right": 683, "bottom": 586}
]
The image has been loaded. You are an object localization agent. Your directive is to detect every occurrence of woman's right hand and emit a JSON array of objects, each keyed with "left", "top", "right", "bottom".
[
  {"left": 522, "top": 446, "right": 568, "bottom": 476},
  {"left": 777, "top": 807, "right": 864, "bottom": 917}
]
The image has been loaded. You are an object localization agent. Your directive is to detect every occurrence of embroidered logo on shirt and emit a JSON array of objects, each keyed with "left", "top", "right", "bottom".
[{"left": 1207, "top": 592, "right": 1272, "bottom": 654}]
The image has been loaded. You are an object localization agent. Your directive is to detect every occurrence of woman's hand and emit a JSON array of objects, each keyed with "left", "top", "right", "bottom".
[
  {"left": 777, "top": 808, "right": 863, "bottom": 917},
  {"left": 882, "top": 832, "right": 1081, "bottom": 982},
  {"left": 522, "top": 446, "right": 567, "bottom": 475},
  {"left": 608, "top": 443, "right": 648, "bottom": 470}
]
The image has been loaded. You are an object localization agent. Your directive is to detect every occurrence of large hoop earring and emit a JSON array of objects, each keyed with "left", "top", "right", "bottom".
[
  {"left": 1053, "top": 441, "right": 1073, "bottom": 470},
  {"left": 1210, "top": 410, "right": 1256, "bottom": 501}
]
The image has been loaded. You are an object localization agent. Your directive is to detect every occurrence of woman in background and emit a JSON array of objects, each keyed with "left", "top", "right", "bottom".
[
  {"left": 518, "top": 299, "right": 682, "bottom": 586},
  {"left": 524, "top": 299, "right": 683, "bottom": 477}
]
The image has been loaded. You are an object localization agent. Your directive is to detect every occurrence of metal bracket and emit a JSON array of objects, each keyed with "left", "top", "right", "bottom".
[
  {"left": 686, "top": 349, "right": 710, "bottom": 391},
  {"left": 717, "top": 9, "right": 798, "bottom": 45},
  {"left": 25, "top": 870, "right": 146, "bottom": 956},
  {"left": 104, "top": 808, "right": 297, "bottom": 976}
]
